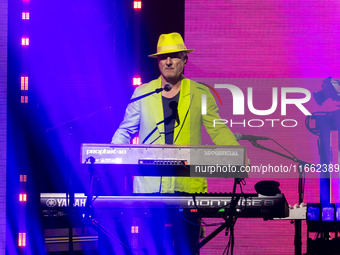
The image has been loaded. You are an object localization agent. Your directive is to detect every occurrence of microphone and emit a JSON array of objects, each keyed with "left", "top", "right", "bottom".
[
  {"left": 163, "top": 83, "right": 172, "bottom": 92},
  {"left": 234, "top": 133, "right": 270, "bottom": 141}
]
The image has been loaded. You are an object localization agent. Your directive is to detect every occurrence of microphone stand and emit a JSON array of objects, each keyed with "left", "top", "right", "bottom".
[
  {"left": 249, "top": 140, "right": 310, "bottom": 255},
  {"left": 196, "top": 178, "right": 241, "bottom": 254},
  {"left": 82, "top": 156, "right": 97, "bottom": 233},
  {"left": 129, "top": 85, "right": 173, "bottom": 144},
  {"left": 130, "top": 88, "right": 163, "bottom": 103},
  {"left": 130, "top": 84, "right": 171, "bottom": 103}
]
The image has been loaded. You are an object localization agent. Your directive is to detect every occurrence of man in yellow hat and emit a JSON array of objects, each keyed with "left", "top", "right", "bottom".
[
  {"left": 112, "top": 32, "right": 238, "bottom": 193},
  {"left": 111, "top": 32, "right": 238, "bottom": 254}
]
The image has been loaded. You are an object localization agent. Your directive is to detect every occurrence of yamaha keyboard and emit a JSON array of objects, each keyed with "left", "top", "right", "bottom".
[
  {"left": 41, "top": 193, "right": 288, "bottom": 219},
  {"left": 81, "top": 144, "right": 247, "bottom": 177}
]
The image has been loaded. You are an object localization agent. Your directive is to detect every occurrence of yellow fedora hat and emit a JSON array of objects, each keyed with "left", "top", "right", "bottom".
[{"left": 148, "top": 32, "right": 194, "bottom": 58}]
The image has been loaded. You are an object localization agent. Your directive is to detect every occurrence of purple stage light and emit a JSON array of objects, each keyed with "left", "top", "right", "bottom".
[{"left": 322, "top": 205, "right": 335, "bottom": 221}]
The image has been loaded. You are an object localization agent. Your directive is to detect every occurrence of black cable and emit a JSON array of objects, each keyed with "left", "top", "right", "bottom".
[
  {"left": 268, "top": 138, "right": 297, "bottom": 159},
  {"left": 222, "top": 180, "right": 244, "bottom": 255},
  {"left": 302, "top": 170, "right": 305, "bottom": 201},
  {"left": 222, "top": 217, "right": 238, "bottom": 255},
  {"left": 222, "top": 237, "right": 230, "bottom": 255},
  {"left": 190, "top": 180, "right": 247, "bottom": 253},
  {"left": 305, "top": 115, "right": 319, "bottom": 136}
]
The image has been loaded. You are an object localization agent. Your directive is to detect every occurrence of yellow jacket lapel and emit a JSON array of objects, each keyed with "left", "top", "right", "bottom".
[{"left": 174, "top": 78, "right": 191, "bottom": 145}]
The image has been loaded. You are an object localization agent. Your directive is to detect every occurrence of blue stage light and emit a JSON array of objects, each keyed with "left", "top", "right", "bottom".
[{"left": 307, "top": 204, "right": 320, "bottom": 221}]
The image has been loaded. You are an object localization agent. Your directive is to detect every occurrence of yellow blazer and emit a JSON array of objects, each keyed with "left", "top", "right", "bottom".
[{"left": 112, "top": 77, "right": 238, "bottom": 193}]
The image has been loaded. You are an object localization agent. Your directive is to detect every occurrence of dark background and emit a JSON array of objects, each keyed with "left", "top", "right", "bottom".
[{"left": 7, "top": 0, "right": 184, "bottom": 254}]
